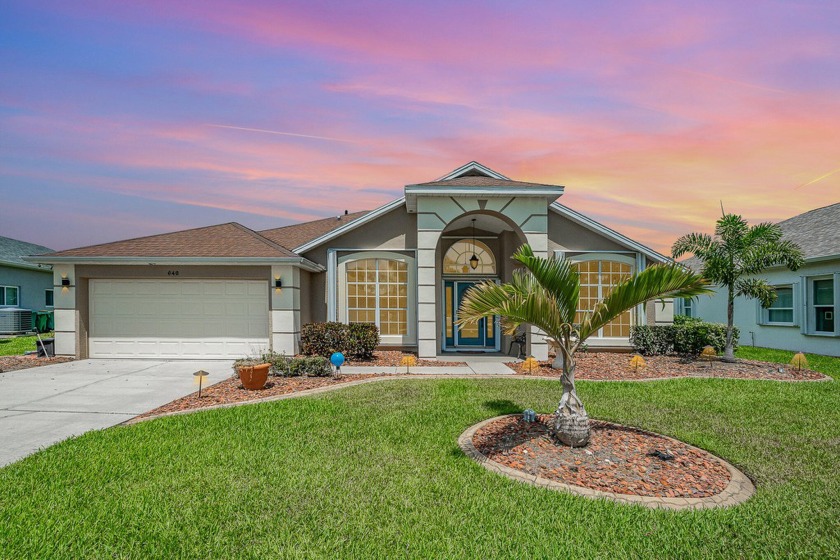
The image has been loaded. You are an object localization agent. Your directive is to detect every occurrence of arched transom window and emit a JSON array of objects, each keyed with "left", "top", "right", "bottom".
[
  {"left": 443, "top": 239, "right": 496, "bottom": 274},
  {"left": 572, "top": 257, "right": 634, "bottom": 337}
]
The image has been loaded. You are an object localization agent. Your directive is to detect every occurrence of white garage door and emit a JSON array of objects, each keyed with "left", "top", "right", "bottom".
[{"left": 89, "top": 279, "right": 269, "bottom": 359}]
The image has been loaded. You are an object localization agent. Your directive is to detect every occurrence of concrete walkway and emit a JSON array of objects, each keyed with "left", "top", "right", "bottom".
[
  {"left": 340, "top": 355, "right": 519, "bottom": 375},
  {"left": 0, "top": 359, "right": 232, "bottom": 467}
]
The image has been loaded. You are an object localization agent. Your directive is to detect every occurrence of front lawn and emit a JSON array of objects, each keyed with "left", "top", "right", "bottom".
[
  {"left": 0, "top": 361, "right": 837, "bottom": 557},
  {"left": 0, "top": 334, "right": 41, "bottom": 356}
]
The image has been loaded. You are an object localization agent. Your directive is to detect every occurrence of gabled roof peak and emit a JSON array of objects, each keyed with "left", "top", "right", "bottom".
[{"left": 438, "top": 161, "right": 510, "bottom": 181}]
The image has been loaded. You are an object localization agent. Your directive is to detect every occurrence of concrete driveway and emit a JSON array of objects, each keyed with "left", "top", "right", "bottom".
[{"left": 0, "top": 359, "right": 232, "bottom": 467}]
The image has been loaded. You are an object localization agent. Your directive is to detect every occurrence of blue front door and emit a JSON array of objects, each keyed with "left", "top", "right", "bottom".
[{"left": 444, "top": 280, "right": 496, "bottom": 349}]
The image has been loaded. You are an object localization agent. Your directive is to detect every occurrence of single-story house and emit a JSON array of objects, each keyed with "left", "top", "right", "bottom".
[
  {"left": 0, "top": 235, "right": 54, "bottom": 312},
  {"left": 28, "top": 162, "right": 673, "bottom": 360},
  {"left": 682, "top": 202, "right": 839, "bottom": 357}
]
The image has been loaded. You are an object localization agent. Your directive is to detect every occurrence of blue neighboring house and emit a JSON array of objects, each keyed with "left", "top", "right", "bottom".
[{"left": 0, "top": 236, "right": 55, "bottom": 313}]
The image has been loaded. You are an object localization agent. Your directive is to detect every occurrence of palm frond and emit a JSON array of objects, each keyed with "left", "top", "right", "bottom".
[
  {"left": 671, "top": 232, "right": 715, "bottom": 260},
  {"left": 735, "top": 278, "right": 777, "bottom": 307},
  {"left": 580, "top": 264, "right": 712, "bottom": 339},
  {"left": 511, "top": 244, "right": 579, "bottom": 324}
]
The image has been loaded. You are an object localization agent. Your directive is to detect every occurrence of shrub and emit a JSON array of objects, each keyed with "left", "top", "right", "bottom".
[
  {"left": 300, "top": 322, "right": 349, "bottom": 357},
  {"left": 630, "top": 318, "right": 738, "bottom": 358},
  {"left": 261, "top": 351, "right": 294, "bottom": 376},
  {"left": 300, "top": 321, "right": 380, "bottom": 359},
  {"left": 259, "top": 351, "right": 332, "bottom": 377},
  {"left": 629, "top": 325, "right": 675, "bottom": 356},
  {"left": 347, "top": 323, "right": 378, "bottom": 359},
  {"left": 289, "top": 356, "right": 332, "bottom": 377},
  {"left": 674, "top": 320, "right": 738, "bottom": 357}
]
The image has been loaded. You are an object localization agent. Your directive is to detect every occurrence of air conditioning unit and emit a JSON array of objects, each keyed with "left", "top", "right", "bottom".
[{"left": 0, "top": 308, "right": 33, "bottom": 335}]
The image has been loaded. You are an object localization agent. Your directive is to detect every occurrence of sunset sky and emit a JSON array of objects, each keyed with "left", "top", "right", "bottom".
[{"left": 2, "top": 1, "right": 838, "bottom": 253}]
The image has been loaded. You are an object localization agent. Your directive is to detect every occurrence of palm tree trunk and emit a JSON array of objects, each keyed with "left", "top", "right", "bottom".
[
  {"left": 723, "top": 287, "right": 736, "bottom": 362},
  {"left": 553, "top": 350, "right": 590, "bottom": 447}
]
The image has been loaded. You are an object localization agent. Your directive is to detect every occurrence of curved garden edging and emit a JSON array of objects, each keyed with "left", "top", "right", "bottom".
[
  {"left": 124, "top": 371, "right": 832, "bottom": 426},
  {"left": 458, "top": 414, "right": 755, "bottom": 511}
]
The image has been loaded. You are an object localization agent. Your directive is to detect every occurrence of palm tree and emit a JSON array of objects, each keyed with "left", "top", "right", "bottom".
[
  {"left": 458, "top": 245, "right": 711, "bottom": 447},
  {"left": 672, "top": 213, "right": 804, "bottom": 362}
]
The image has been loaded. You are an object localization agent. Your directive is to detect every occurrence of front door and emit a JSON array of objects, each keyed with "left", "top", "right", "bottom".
[{"left": 444, "top": 280, "right": 497, "bottom": 350}]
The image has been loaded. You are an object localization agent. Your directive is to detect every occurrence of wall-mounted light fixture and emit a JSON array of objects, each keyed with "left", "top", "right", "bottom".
[
  {"left": 61, "top": 277, "right": 71, "bottom": 287},
  {"left": 274, "top": 277, "right": 283, "bottom": 292}
]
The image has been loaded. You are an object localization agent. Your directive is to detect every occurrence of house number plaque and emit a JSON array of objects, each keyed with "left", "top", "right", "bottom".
[{"left": 167, "top": 270, "right": 180, "bottom": 276}]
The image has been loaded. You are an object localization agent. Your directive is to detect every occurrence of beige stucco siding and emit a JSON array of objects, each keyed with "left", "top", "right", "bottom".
[{"left": 547, "top": 212, "right": 628, "bottom": 252}]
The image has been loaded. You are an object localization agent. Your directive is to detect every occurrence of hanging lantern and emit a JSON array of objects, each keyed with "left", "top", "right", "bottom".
[{"left": 469, "top": 218, "right": 479, "bottom": 270}]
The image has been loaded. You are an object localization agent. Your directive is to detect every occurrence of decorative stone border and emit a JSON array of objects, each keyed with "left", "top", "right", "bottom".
[{"left": 458, "top": 414, "right": 756, "bottom": 511}]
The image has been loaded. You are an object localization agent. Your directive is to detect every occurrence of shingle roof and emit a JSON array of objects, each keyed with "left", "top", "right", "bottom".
[
  {"left": 259, "top": 210, "right": 370, "bottom": 250},
  {"left": 0, "top": 236, "right": 54, "bottom": 270},
  {"left": 680, "top": 202, "right": 840, "bottom": 271},
  {"left": 776, "top": 202, "right": 840, "bottom": 260},
  {"left": 44, "top": 223, "right": 299, "bottom": 258},
  {"left": 408, "top": 176, "right": 562, "bottom": 189}
]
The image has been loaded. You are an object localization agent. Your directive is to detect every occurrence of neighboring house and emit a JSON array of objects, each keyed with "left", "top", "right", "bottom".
[
  {"left": 28, "top": 162, "right": 672, "bottom": 360},
  {"left": 681, "top": 203, "right": 840, "bottom": 357},
  {"left": 0, "top": 236, "right": 54, "bottom": 312}
]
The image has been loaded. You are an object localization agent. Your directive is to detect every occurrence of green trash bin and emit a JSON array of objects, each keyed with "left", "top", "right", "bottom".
[
  {"left": 45, "top": 310, "right": 54, "bottom": 331},
  {"left": 33, "top": 311, "right": 50, "bottom": 334}
]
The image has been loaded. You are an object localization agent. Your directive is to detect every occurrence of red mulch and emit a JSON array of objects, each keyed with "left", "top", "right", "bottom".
[
  {"left": 510, "top": 352, "right": 828, "bottom": 381},
  {"left": 0, "top": 355, "right": 74, "bottom": 373},
  {"left": 135, "top": 374, "right": 384, "bottom": 420},
  {"left": 473, "top": 415, "right": 731, "bottom": 498},
  {"left": 344, "top": 350, "right": 465, "bottom": 367}
]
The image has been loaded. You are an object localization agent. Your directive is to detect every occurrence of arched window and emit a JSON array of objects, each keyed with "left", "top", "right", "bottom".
[
  {"left": 443, "top": 240, "right": 496, "bottom": 274},
  {"left": 572, "top": 255, "right": 635, "bottom": 338}
]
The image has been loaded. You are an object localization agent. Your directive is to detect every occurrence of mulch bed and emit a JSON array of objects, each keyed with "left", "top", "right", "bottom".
[
  {"left": 510, "top": 352, "right": 828, "bottom": 381},
  {"left": 473, "top": 415, "right": 731, "bottom": 498},
  {"left": 0, "top": 355, "right": 74, "bottom": 373},
  {"left": 135, "top": 374, "right": 385, "bottom": 420},
  {"left": 344, "top": 350, "right": 465, "bottom": 367}
]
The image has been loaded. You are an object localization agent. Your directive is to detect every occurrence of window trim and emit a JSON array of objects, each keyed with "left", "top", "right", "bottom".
[
  {"left": 807, "top": 275, "right": 836, "bottom": 336},
  {"left": 336, "top": 251, "right": 417, "bottom": 345},
  {"left": 0, "top": 285, "right": 20, "bottom": 307},
  {"left": 759, "top": 284, "right": 796, "bottom": 327}
]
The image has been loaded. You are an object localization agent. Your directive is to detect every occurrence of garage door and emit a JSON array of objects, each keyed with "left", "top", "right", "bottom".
[{"left": 89, "top": 279, "right": 269, "bottom": 359}]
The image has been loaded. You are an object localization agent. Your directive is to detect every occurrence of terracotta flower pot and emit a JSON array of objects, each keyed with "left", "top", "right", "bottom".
[{"left": 237, "top": 363, "right": 270, "bottom": 390}]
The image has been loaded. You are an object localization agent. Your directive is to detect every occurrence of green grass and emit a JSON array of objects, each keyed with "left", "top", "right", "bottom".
[
  {"left": 737, "top": 346, "right": 840, "bottom": 379},
  {"left": 0, "top": 333, "right": 52, "bottom": 356},
  {"left": 1, "top": 361, "right": 838, "bottom": 558}
]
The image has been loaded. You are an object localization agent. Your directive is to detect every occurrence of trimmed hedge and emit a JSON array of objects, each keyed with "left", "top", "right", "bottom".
[
  {"left": 630, "top": 317, "right": 738, "bottom": 357},
  {"left": 300, "top": 321, "right": 380, "bottom": 359}
]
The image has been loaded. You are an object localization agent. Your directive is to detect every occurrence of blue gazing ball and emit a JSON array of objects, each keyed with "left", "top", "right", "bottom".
[{"left": 330, "top": 352, "right": 345, "bottom": 368}]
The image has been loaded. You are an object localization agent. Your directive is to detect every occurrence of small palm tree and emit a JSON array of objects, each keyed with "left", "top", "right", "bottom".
[
  {"left": 458, "top": 245, "right": 711, "bottom": 447},
  {"left": 672, "top": 213, "right": 804, "bottom": 362}
]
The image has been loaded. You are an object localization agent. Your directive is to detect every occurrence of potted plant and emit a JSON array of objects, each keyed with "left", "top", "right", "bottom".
[{"left": 233, "top": 357, "right": 270, "bottom": 390}]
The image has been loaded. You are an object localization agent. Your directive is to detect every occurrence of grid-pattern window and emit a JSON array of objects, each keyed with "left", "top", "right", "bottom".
[
  {"left": 442, "top": 240, "right": 495, "bottom": 274},
  {"left": 346, "top": 259, "right": 408, "bottom": 336},
  {"left": 813, "top": 278, "right": 834, "bottom": 333},
  {"left": 682, "top": 298, "right": 693, "bottom": 318},
  {"left": 573, "top": 260, "right": 633, "bottom": 337},
  {"left": 765, "top": 286, "right": 793, "bottom": 324},
  {"left": 1, "top": 286, "right": 19, "bottom": 307}
]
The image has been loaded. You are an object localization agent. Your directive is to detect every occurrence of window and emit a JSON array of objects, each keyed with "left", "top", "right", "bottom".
[
  {"left": 682, "top": 297, "right": 694, "bottom": 318},
  {"left": 572, "top": 258, "right": 633, "bottom": 337},
  {"left": 442, "top": 239, "right": 495, "bottom": 274},
  {"left": 813, "top": 278, "right": 834, "bottom": 334},
  {"left": 45, "top": 289, "right": 54, "bottom": 307},
  {"left": 346, "top": 258, "right": 408, "bottom": 336},
  {"left": 1, "top": 286, "right": 19, "bottom": 307},
  {"left": 764, "top": 286, "right": 794, "bottom": 324}
]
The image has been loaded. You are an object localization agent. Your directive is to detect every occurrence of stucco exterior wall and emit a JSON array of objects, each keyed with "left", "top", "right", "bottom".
[
  {"left": 547, "top": 213, "right": 627, "bottom": 252},
  {"left": 692, "top": 259, "right": 840, "bottom": 357},
  {"left": 0, "top": 265, "right": 53, "bottom": 311}
]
